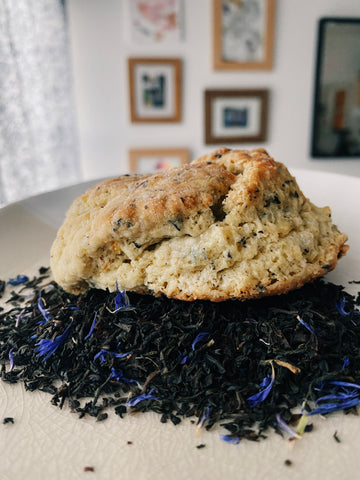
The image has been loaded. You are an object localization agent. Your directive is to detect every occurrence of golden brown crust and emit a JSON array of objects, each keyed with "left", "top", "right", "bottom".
[
  {"left": 50, "top": 148, "right": 348, "bottom": 301},
  {"left": 92, "top": 162, "right": 236, "bottom": 245}
]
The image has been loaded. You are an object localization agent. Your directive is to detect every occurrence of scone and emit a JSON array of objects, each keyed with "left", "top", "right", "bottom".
[{"left": 50, "top": 148, "right": 348, "bottom": 301}]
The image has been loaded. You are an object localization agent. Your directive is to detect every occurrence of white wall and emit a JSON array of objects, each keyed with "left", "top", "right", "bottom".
[{"left": 66, "top": 0, "right": 360, "bottom": 180}]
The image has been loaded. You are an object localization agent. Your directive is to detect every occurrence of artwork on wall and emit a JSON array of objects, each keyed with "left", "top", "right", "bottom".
[
  {"left": 213, "top": 0, "right": 275, "bottom": 70},
  {"left": 129, "top": 148, "right": 190, "bottom": 173},
  {"left": 128, "top": 58, "right": 182, "bottom": 123},
  {"left": 205, "top": 89, "right": 269, "bottom": 144},
  {"left": 311, "top": 18, "right": 360, "bottom": 158},
  {"left": 126, "top": 0, "right": 185, "bottom": 43}
]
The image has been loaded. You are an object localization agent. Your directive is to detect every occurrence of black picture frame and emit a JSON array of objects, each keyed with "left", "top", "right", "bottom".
[{"left": 311, "top": 18, "right": 360, "bottom": 158}]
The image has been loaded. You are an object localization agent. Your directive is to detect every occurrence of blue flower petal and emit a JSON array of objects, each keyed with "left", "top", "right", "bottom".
[
  {"left": 84, "top": 312, "right": 97, "bottom": 340},
  {"left": 329, "top": 380, "right": 360, "bottom": 390},
  {"left": 110, "top": 368, "right": 140, "bottom": 386},
  {"left": 247, "top": 363, "right": 275, "bottom": 407},
  {"left": 275, "top": 414, "right": 299, "bottom": 438},
  {"left": 297, "top": 315, "right": 314, "bottom": 334},
  {"left": 112, "top": 283, "right": 134, "bottom": 313},
  {"left": 308, "top": 380, "right": 360, "bottom": 416},
  {"left": 93, "top": 349, "right": 107, "bottom": 363},
  {"left": 342, "top": 357, "right": 350, "bottom": 369},
  {"left": 307, "top": 396, "right": 360, "bottom": 416},
  {"left": 219, "top": 434, "right": 241, "bottom": 444},
  {"left": 35, "top": 322, "right": 72, "bottom": 362},
  {"left": 180, "top": 354, "right": 190, "bottom": 365},
  {"left": 8, "top": 349, "right": 14, "bottom": 371},
  {"left": 198, "top": 407, "right": 211, "bottom": 427},
  {"left": 335, "top": 297, "right": 351, "bottom": 316},
  {"left": 126, "top": 388, "right": 157, "bottom": 407},
  {"left": 37, "top": 295, "right": 51, "bottom": 324},
  {"left": 191, "top": 332, "right": 209, "bottom": 351},
  {"left": 8, "top": 275, "right": 29, "bottom": 286},
  {"left": 93, "top": 348, "right": 131, "bottom": 364}
]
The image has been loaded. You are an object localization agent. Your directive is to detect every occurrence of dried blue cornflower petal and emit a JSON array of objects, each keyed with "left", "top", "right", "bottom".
[
  {"left": 308, "top": 380, "right": 360, "bottom": 416},
  {"left": 219, "top": 434, "right": 241, "bottom": 445},
  {"left": 37, "top": 295, "right": 51, "bottom": 324},
  {"left": 197, "top": 407, "right": 211, "bottom": 428},
  {"left": 314, "top": 391, "right": 358, "bottom": 405},
  {"left": 93, "top": 349, "right": 107, "bottom": 364},
  {"left": 334, "top": 297, "right": 360, "bottom": 316},
  {"left": 335, "top": 297, "right": 349, "bottom": 316},
  {"left": 7, "top": 275, "right": 29, "bottom": 286},
  {"left": 247, "top": 362, "right": 275, "bottom": 407},
  {"left": 275, "top": 414, "right": 300, "bottom": 439},
  {"left": 329, "top": 380, "right": 360, "bottom": 390},
  {"left": 335, "top": 297, "right": 350, "bottom": 317},
  {"left": 196, "top": 407, "right": 211, "bottom": 435},
  {"left": 342, "top": 357, "right": 350, "bottom": 369},
  {"left": 110, "top": 368, "right": 140, "bottom": 386},
  {"left": 110, "top": 283, "right": 134, "bottom": 313},
  {"left": 180, "top": 354, "right": 190, "bottom": 365},
  {"left": 35, "top": 323, "right": 72, "bottom": 362},
  {"left": 307, "top": 396, "right": 360, "bottom": 416},
  {"left": 15, "top": 313, "right": 22, "bottom": 328},
  {"left": 297, "top": 315, "right": 314, "bottom": 334},
  {"left": 93, "top": 348, "right": 130, "bottom": 364},
  {"left": 84, "top": 312, "right": 97, "bottom": 340},
  {"left": 126, "top": 388, "right": 157, "bottom": 407},
  {"left": 8, "top": 349, "right": 14, "bottom": 371},
  {"left": 192, "top": 332, "right": 209, "bottom": 351}
]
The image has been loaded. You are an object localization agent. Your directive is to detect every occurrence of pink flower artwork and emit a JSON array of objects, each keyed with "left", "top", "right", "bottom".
[{"left": 129, "top": 0, "right": 184, "bottom": 42}]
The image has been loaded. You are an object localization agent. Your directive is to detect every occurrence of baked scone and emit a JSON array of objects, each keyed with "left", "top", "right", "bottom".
[{"left": 50, "top": 148, "right": 348, "bottom": 301}]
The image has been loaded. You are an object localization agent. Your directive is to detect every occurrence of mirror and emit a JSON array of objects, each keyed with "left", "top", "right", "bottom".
[{"left": 311, "top": 18, "right": 360, "bottom": 157}]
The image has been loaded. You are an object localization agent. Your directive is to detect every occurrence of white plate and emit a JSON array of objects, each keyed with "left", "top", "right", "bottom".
[{"left": 0, "top": 170, "right": 359, "bottom": 480}]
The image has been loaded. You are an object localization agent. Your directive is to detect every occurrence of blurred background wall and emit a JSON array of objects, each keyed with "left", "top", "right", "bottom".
[
  {"left": 66, "top": 0, "right": 360, "bottom": 181},
  {"left": 1, "top": 0, "right": 360, "bottom": 207}
]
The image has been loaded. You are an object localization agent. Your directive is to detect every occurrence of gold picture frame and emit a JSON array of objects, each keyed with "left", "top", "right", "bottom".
[
  {"left": 213, "top": 0, "right": 276, "bottom": 70},
  {"left": 129, "top": 148, "right": 190, "bottom": 173},
  {"left": 128, "top": 58, "right": 182, "bottom": 123},
  {"left": 205, "top": 89, "right": 269, "bottom": 144}
]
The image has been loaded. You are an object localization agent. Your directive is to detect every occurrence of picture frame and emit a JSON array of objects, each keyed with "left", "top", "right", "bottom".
[
  {"left": 205, "top": 89, "right": 269, "bottom": 144},
  {"left": 129, "top": 148, "right": 190, "bottom": 173},
  {"left": 213, "top": 0, "right": 275, "bottom": 70},
  {"left": 311, "top": 18, "right": 360, "bottom": 158},
  {"left": 128, "top": 58, "right": 182, "bottom": 123},
  {"left": 125, "top": 0, "right": 185, "bottom": 44}
]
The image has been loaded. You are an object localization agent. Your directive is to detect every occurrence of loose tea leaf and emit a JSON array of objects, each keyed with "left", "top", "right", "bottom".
[
  {"left": 0, "top": 267, "right": 359, "bottom": 443},
  {"left": 3, "top": 417, "right": 14, "bottom": 425}
]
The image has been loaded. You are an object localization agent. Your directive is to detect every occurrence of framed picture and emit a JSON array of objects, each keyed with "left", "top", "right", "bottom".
[
  {"left": 125, "top": 0, "right": 185, "bottom": 43},
  {"left": 128, "top": 58, "right": 182, "bottom": 123},
  {"left": 129, "top": 148, "right": 190, "bottom": 173},
  {"left": 311, "top": 18, "right": 360, "bottom": 158},
  {"left": 213, "top": 0, "right": 275, "bottom": 70},
  {"left": 205, "top": 89, "right": 269, "bottom": 144}
]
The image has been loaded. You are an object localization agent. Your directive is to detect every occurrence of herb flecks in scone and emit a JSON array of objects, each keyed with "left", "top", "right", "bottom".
[{"left": 50, "top": 148, "right": 348, "bottom": 301}]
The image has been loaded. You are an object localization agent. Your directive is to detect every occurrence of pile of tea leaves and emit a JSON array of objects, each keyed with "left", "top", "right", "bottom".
[{"left": 1, "top": 268, "right": 360, "bottom": 443}]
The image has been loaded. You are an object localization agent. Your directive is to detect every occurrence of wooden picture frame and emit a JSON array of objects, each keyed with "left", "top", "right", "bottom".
[
  {"left": 311, "top": 18, "right": 360, "bottom": 157},
  {"left": 129, "top": 148, "right": 190, "bottom": 173},
  {"left": 128, "top": 58, "right": 182, "bottom": 123},
  {"left": 213, "top": 0, "right": 275, "bottom": 70},
  {"left": 205, "top": 89, "right": 269, "bottom": 144}
]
